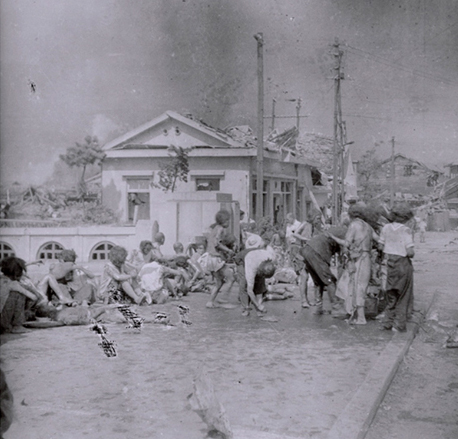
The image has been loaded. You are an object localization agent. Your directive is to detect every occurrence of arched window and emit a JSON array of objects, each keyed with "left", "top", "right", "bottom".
[
  {"left": 37, "top": 242, "right": 64, "bottom": 260},
  {"left": 0, "top": 242, "right": 15, "bottom": 260},
  {"left": 90, "top": 242, "right": 115, "bottom": 261}
]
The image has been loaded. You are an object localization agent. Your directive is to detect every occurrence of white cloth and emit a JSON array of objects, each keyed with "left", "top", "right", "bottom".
[
  {"left": 286, "top": 219, "right": 302, "bottom": 244},
  {"left": 244, "top": 233, "right": 264, "bottom": 249},
  {"left": 138, "top": 262, "right": 164, "bottom": 292},
  {"left": 379, "top": 223, "right": 414, "bottom": 257}
]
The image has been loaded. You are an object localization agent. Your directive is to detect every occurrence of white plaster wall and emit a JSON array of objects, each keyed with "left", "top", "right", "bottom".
[{"left": 0, "top": 223, "right": 153, "bottom": 264}]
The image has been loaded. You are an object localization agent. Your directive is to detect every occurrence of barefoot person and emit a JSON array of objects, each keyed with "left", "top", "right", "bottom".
[
  {"left": 328, "top": 204, "right": 378, "bottom": 325},
  {"left": 235, "top": 240, "right": 277, "bottom": 316},
  {"left": 199, "top": 210, "right": 235, "bottom": 308}
]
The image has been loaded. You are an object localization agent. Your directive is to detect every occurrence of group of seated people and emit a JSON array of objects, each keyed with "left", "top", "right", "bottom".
[{"left": 1, "top": 210, "right": 319, "bottom": 333}]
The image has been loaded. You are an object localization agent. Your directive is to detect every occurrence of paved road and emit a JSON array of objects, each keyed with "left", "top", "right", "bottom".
[
  {"left": 366, "top": 231, "right": 458, "bottom": 439},
  {"left": 1, "top": 231, "right": 455, "bottom": 439}
]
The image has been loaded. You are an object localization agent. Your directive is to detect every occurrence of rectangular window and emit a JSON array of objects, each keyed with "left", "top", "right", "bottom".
[
  {"left": 404, "top": 165, "right": 413, "bottom": 176},
  {"left": 196, "top": 178, "right": 220, "bottom": 191},
  {"left": 126, "top": 178, "right": 151, "bottom": 222}
]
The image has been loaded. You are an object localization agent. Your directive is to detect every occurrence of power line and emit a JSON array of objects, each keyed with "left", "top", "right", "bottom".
[{"left": 345, "top": 44, "right": 458, "bottom": 87}]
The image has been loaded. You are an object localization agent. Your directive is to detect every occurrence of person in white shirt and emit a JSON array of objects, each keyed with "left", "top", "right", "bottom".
[
  {"left": 378, "top": 205, "right": 415, "bottom": 332},
  {"left": 285, "top": 213, "right": 302, "bottom": 250},
  {"left": 235, "top": 243, "right": 276, "bottom": 316}
]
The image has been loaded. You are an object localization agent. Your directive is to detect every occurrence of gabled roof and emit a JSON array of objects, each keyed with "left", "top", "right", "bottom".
[
  {"left": 103, "top": 111, "right": 243, "bottom": 151},
  {"left": 379, "top": 153, "right": 444, "bottom": 174}
]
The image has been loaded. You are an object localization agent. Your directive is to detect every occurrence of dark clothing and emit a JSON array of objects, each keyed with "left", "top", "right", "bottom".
[
  {"left": 307, "top": 227, "right": 346, "bottom": 262},
  {"left": 0, "top": 368, "right": 14, "bottom": 436},
  {"left": 383, "top": 255, "right": 413, "bottom": 331},
  {"left": 0, "top": 291, "right": 25, "bottom": 333},
  {"left": 234, "top": 248, "right": 257, "bottom": 266},
  {"left": 297, "top": 227, "right": 346, "bottom": 287},
  {"left": 300, "top": 245, "right": 336, "bottom": 287}
]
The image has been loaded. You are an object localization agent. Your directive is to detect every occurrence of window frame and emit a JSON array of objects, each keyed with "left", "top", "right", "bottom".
[
  {"left": 37, "top": 241, "right": 64, "bottom": 260},
  {"left": 90, "top": 241, "right": 115, "bottom": 261}
]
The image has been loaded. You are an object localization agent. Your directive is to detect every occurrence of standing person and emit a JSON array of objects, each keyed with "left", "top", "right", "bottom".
[
  {"left": 199, "top": 210, "right": 236, "bottom": 308},
  {"left": 285, "top": 212, "right": 302, "bottom": 252},
  {"left": 328, "top": 205, "right": 377, "bottom": 325},
  {"left": 378, "top": 205, "right": 415, "bottom": 332},
  {"left": 294, "top": 226, "right": 348, "bottom": 314},
  {"left": 418, "top": 218, "right": 427, "bottom": 243},
  {"left": 291, "top": 217, "right": 314, "bottom": 308}
]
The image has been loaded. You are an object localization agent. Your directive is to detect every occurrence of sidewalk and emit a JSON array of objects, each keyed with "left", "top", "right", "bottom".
[{"left": 2, "top": 234, "right": 449, "bottom": 439}]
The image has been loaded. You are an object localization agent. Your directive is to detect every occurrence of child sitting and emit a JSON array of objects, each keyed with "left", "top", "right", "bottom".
[{"left": 99, "top": 246, "right": 150, "bottom": 305}]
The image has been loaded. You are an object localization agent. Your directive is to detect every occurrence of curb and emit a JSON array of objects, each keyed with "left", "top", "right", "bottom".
[{"left": 326, "top": 291, "right": 437, "bottom": 439}]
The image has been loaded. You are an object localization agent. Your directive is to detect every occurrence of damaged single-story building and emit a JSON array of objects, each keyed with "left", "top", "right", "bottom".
[{"left": 101, "top": 111, "right": 329, "bottom": 248}]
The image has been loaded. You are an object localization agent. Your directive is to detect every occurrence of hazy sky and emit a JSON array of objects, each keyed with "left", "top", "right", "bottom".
[{"left": 1, "top": 0, "right": 457, "bottom": 184}]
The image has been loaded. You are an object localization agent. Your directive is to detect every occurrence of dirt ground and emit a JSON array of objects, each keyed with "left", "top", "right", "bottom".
[{"left": 366, "top": 231, "right": 458, "bottom": 439}]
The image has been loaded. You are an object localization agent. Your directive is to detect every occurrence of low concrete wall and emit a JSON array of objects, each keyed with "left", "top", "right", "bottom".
[{"left": 0, "top": 220, "right": 153, "bottom": 263}]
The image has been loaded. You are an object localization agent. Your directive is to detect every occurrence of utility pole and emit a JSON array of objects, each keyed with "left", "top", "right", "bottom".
[
  {"left": 341, "top": 121, "right": 347, "bottom": 205},
  {"left": 390, "top": 136, "right": 395, "bottom": 208},
  {"left": 254, "top": 33, "right": 264, "bottom": 222},
  {"left": 332, "top": 38, "right": 344, "bottom": 224},
  {"left": 296, "top": 98, "right": 302, "bottom": 130},
  {"left": 271, "top": 99, "right": 276, "bottom": 132}
]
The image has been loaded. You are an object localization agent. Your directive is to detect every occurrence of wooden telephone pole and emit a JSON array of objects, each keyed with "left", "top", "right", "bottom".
[
  {"left": 254, "top": 33, "right": 264, "bottom": 222},
  {"left": 332, "top": 38, "right": 344, "bottom": 224},
  {"left": 390, "top": 136, "right": 395, "bottom": 208}
]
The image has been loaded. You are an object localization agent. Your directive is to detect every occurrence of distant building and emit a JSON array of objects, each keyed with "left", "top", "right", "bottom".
[
  {"left": 444, "top": 162, "right": 458, "bottom": 179},
  {"left": 371, "top": 153, "right": 446, "bottom": 201}
]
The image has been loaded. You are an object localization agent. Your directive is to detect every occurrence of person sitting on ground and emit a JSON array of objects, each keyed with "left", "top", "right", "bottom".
[
  {"left": 38, "top": 249, "right": 97, "bottom": 306},
  {"left": 378, "top": 205, "right": 415, "bottom": 333},
  {"left": 151, "top": 233, "right": 166, "bottom": 261},
  {"left": 98, "top": 245, "right": 149, "bottom": 305},
  {"left": 1, "top": 257, "right": 42, "bottom": 333},
  {"left": 173, "top": 242, "right": 186, "bottom": 257},
  {"left": 137, "top": 259, "right": 184, "bottom": 303},
  {"left": 128, "top": 240, "right": 155, "bottom": 269},
  {"left": 199, "top": 210, "right": 236, "bottom": 308},
  {"left": 186, "top": 241, "right": 209, "bottom": 292}
]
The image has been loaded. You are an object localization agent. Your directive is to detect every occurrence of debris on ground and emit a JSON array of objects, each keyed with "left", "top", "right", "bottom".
[{"left": 187, "top": 369, "right": 233, "bottom": 439}]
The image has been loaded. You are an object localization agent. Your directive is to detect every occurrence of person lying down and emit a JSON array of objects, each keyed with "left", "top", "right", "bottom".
[{"left": 34, "top": 302, "right": 122, "bottom": 326}]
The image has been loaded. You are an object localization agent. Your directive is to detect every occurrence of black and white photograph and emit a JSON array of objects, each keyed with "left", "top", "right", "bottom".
[{"left": 1, "top": 1, "right": 457, "bottom": 438}]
